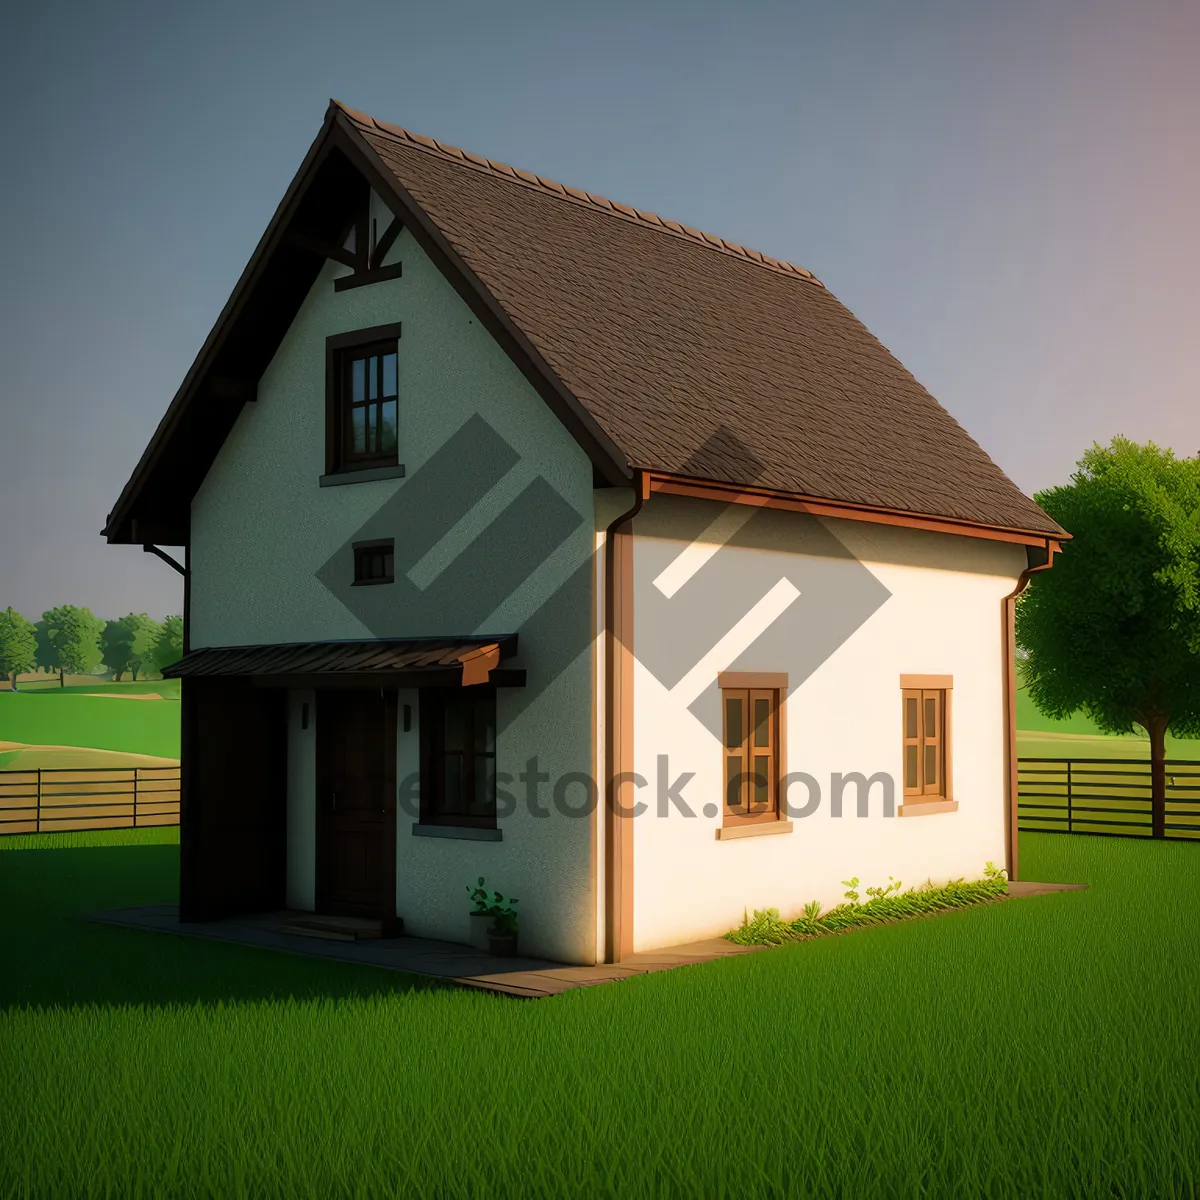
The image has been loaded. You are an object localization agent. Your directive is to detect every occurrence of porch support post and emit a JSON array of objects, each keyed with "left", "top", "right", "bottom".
[{"left": 603, "top": 471, "right": 648, "bottom": 963}]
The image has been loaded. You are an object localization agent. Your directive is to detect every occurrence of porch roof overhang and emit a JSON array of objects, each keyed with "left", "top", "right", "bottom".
[{"left": 163, "top": 636, "right": 522, "bottom": 688}]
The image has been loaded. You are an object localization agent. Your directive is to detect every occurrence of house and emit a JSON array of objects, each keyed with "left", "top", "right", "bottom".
[{"left": 104, "top": 101, "right": 1066, "bottom": 965}]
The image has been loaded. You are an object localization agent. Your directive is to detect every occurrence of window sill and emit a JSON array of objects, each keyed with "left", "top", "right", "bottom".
[
  {"left": 897, "top": 799, "right": 958, "bottom": 818},
  {"left": 319, "top": 463, "right": 406, "bottom": 487},
  {"left": 412, "top": 823, "right": 502, "bottom": 842},
  {"left": 715, "top": 820, "right": 793, "bottom": 841}
]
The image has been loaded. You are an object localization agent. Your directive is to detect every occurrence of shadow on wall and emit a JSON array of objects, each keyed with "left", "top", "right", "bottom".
[{"left": 1, "top": 845, "right": 441, "bottom": 1013}]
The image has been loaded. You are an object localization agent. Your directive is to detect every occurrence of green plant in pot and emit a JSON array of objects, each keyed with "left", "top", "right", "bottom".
[
  {"left": 486, "top": 892, "right": 519, "bottom": 957},
  {"left": 466, "top": 877, "right": 493, "bottom": 952}
]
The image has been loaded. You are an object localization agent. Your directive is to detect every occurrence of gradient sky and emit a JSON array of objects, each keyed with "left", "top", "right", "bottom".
[{"left": 1, "top": 0, "right": 1196, "bottom": 623}]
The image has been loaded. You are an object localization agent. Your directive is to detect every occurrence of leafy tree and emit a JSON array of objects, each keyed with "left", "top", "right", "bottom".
[
  {"left": 1016, "top": 438, "right": 1200, "bottom": 836},
  {"left": 101, "top": 618, "right": 133, "bottom": 682},
  {"left": 0, "top": 607, "right": 37, "bottom": 690},
  {"left": 40, "top": 606, "right": 105, "bottom": 686},
  {"left": 149, "top": 615, "right": 184, "bottom": 676},
  {"left": 34, "top": 619, "right": 59, "bottom": 677},
  {"left": 102, "top": 613, "right": 163, "bottom": 681}
]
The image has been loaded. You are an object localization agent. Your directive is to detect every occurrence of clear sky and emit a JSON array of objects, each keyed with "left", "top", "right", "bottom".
[{"left": 1, "top": 0, "right": 1196, "bottom": 623}]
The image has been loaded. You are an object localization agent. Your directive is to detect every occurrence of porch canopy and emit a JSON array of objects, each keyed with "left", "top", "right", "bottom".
[{"left": 163, "top": 635, "right": 523, "bottom": 688}]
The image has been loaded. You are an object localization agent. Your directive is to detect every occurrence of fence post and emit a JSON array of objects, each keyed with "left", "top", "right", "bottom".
[
  {"left": 133, "top": 769, "right": 139, "bottom": 828},
  {"left": 1066, "top": 760, "right": 1072, "bottom": 834},
  {"left": 36, "top": 767, "right": 41, "bottom": 834}
]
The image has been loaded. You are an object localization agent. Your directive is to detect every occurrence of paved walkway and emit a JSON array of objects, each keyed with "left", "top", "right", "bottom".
[
  {"left": 85, "top": 905, "right": 765, "bottom": 997},
  {"left": 86, "top": 880, "right": 1086, "bottom": 999}
]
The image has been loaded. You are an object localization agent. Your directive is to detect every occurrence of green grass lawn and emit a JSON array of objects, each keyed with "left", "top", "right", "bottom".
[
  {"left": 3, "top": 831, "right": 1198, "bottom": 1198},
  {"left": 7, "top": 677, "right": 181, "bottom": 698},
  {"left": 0, "top": 686, "right": 180, "bottom": 760},
  {"left": 1016, "top": 685, "right": 1200, "bottom": 760}
]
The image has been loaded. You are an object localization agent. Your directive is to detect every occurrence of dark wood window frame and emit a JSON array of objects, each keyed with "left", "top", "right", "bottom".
[
  {"left": 418, "top": 686, "right": 498, "bottom": 830},
  {"left": 899, "top": 674, "right": 957, "bottom": 817},
  {"left": 352, "top": 538, "right": 394, "bottom": 587},
  {"left": 715, "top": 672, "right": 793, "bottom": 840},
  {"left": 322, "top": 323, "right": 405, "bottom": 484}
]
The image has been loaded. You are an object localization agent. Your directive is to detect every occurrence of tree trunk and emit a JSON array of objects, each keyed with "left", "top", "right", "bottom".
[
  {"left": 1146, "top": 715, "right": 1168, "bottom": 838},
  {"left": 59, "top": 667, "right": 64, "bottom": 688},
  {"left": 9, "top": 671, "right": 17, "bottom": 693}
]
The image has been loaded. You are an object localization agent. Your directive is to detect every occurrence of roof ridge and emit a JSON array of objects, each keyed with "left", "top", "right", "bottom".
[{"left": 331, "top": 100, "right": 824, "bottom": 288}]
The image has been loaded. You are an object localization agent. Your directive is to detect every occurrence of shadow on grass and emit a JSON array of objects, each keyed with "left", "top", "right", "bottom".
[{"left": 0, "top": 844, "right": 443, "bottom": 1012}]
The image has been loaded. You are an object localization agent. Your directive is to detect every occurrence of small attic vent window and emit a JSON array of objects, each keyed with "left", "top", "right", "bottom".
[{"left": 353, "top": 539, "right": 394, "bottom": 586}]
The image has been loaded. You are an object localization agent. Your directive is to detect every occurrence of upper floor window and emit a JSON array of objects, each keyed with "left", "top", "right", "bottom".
[
  {"left": 324, "top": 323, "right": 403, "bottom": 480},
  {"left": 352, "top": 538, "right": 394, "bottom": 586},
  {"left": 344, "top": 345, "right": 398, "bottom": 466}
]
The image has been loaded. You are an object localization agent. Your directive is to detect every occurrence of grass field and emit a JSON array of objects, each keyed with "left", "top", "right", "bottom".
[
  {"left": 2, "top": 676, "right": 181, "bottom": 697},
  {"left": 1015, "top": 685, "right": 1199, "bottom": 760},
  {"left": 0, "top": 684, "right": 180, "bottom": 761},
  {"left": 3, "top": 830, "right": 1198, "bottom": 1198}
]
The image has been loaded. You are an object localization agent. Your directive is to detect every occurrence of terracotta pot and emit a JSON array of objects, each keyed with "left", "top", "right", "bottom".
[{"left": 487, "top": 929, "right": 518, "bottom": 957}]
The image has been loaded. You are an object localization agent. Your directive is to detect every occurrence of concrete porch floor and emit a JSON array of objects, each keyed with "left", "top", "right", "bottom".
[
  {"left": 84, "top": 905, "right": 766, "bottom": 998},
  {"left": 85, "top": 881, "right": 1086, "bottom": 999}
]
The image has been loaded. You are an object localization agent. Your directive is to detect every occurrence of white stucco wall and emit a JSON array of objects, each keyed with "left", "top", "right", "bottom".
[
  {"left": 628, "top": 495, "right": 1025, "bottom": 952},
  {"left": 189, "top": 200, "right": 598, "bottom": 963}
]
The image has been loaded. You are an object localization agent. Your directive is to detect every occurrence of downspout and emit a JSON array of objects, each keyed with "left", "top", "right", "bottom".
[
  {"left": 1002, "top": 539, "right": 1059, "bottom": 883},
  {"left": 603, "top": 468, "right": 650, "bottom": 964}
]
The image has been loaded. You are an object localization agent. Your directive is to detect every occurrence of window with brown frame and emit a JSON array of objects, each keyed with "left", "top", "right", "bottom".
[
  {"left": 352, "top": 539, "right": 394, "bottom": 586},
  {"left": 720, "top": 675, "right": 786, "bottom": 827},
  {"left": 419, "top": 687, "right": 497, "bottom": 829},
  {"left": 324, "top": 324, "right": 402, "bottom": 477},
  {"left": 901, "top": 677, "right": 953, "bottom": 800}
]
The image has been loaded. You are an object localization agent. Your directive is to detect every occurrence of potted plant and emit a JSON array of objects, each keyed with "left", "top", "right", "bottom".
[
  {"left": 466, "top": 877, "right": 493, "bottom": 952},
  {"left": 486, "top": 894, "right": 519, "bottom": 958}
]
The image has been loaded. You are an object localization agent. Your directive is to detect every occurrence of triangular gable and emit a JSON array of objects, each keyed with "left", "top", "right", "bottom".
[{"left": 104, "top": 103, "right": 631, "bottom": 546}]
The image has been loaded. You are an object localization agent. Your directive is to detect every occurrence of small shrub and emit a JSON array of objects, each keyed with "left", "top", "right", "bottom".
[
  {"left": 727, "top": 907, "right": 795, "bottom": 946},
  {"left": 724, "top": 866, "right": 1009, "bottom": 946}
]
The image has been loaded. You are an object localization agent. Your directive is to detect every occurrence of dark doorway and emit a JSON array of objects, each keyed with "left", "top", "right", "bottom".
[
  {"left": 315, "top": 689, "right": 397, "bottom": 918},
  {"left": 180, "top": 679, "right": 287, "bottom": 922}
]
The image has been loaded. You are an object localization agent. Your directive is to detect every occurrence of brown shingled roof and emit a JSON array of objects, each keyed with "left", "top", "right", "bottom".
[
  {"left": 103, "top": 101, "right": 1063, "bottom": 545},
  {"left": 332, "top": 102, "right": 1061, "bottom": 537}
]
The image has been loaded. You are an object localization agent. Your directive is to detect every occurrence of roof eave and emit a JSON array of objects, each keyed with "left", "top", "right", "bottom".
[{"left": 645, "top": 471, "right": 1069, "bottom": 546}]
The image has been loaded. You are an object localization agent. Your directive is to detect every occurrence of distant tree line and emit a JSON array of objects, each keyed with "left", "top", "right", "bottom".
[{"left": 0, "top": 606, "right": 183, "bottom": 690}]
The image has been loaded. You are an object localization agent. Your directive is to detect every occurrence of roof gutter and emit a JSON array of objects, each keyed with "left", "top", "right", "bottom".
[
  {"left": 647, "top": 473, "right": 1067, "bottom": 549},
  {"left": 602, "top": 469, "right": 650, "bottom": 963},
  {"left": 1002, "top": 540, "right": 1060, "bottom": 882}
]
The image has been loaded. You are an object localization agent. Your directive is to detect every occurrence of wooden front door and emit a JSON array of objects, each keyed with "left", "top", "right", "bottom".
[{"left": 316, "top": 689, "right": 397, "bottom": 918}]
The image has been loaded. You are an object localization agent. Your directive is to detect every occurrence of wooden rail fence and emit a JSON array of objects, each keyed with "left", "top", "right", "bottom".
[
  {"left": 5, "top": 758, "right": 1196, "bottom": 841},
  {"left": 1018, "top": 758, "right": 1200, "bottom": 840},
  {"left": 0, "top": 766, "right": 180, "bottom": 835}
]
